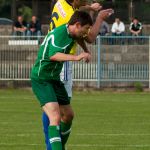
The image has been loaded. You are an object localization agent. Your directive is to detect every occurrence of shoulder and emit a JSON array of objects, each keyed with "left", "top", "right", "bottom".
[
  {"left": 138, "top": 22, "right": 142, "bottom": 26},
  {"left": 121, "top": 22, "right": 125, "bottom": 25},
  {"left": 112, "top": 22, "right": 116, "bottom": 26},
  {"left": 23, "top": 21, "right": 27, "bottom": 25},
  {"left": 14, "top": 21, "right": 19, "bottom": 25},
  {"left": 50, "top": 24, "right": 67, "bottom": 36},
  {"left": 130, "top": 22, "right": 134, "bottom": 25}
]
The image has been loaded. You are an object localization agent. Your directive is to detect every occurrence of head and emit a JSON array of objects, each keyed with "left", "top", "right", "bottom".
[
  {"left": 68, "top": 11, "right": 93, "bottom": 38},
  {"left": 115, "top": 18, "right": 120, "bottom": 24},
  {"left": 133, "top": 18, "right": 139, "bottom": 24},
  {"left": 32, "top": 16, "right": 37, "bottom": 23},
  {"left": 17, "top": 16, "right": 23, "bottom": 23}
]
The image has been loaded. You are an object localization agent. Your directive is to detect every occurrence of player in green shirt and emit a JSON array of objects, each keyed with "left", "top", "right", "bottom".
[{"left": 31, "top": 11, "right": 92, "bottom": 150}]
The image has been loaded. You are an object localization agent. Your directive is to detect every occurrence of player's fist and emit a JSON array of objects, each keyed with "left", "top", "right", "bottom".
[
  {"left": 98, "top": 9, "right": 114, "bottom": 20},
  {"left": 90, "top": 3, "right": 102, "bottom": 12},
  {"left": 84, "top": 51, "right": 91, "bottom": 63},
  {"left": 76, "top": 52, "right": 90, "bottom": 61}
]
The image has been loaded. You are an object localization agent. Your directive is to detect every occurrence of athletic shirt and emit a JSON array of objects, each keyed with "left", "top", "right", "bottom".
[
  {"left": 31, "top": 24, "right": 75, "bottom": 81},
  {"left": 49, "top": 0, "right": 77, "bottom": 54}
]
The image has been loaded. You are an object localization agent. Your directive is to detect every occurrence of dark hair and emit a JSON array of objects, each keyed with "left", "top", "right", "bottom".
[
  {"left": 66, "top": 0, "right": 74, "bottom": 3},
  {"left": 133, "top": 17, "right": 138, "bottom": 20},
  {"left": 68, "top": 11, "right": 93, "bottom": 26}
]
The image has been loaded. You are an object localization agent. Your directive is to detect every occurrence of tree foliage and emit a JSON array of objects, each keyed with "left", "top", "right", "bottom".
[{"left": 0, "top": 0, "right": 11, "bottom": 8}]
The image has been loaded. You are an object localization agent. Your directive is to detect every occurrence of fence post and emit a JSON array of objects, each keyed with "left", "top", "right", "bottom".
[{"left": 97, "top": 36, "right": 101, "bottom": 88}]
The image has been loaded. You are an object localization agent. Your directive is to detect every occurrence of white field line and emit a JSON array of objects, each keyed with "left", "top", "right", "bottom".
[
  {"left": 0, "top": 143, "right": 150, "bottom": 148},
  {"left": 3, "top": 133, "right": 40, "bottom": 137},
  {"left": 68, "top": 144, "right": 150, "bottom": 147},
  {"left": 0, "top": 121, "right": 37, "bottom": 125},
  {"left": 76, "top": 133, "right": 150, "bottom": 136},
  {"left": 1, "top": 120, "right": 150, "bottom": 125},
  {"left": 0, "top": 143, "right": 41, "bottom": 146},
  {"left": 1, "top": 95, "right": 150, "bottom": 103},
  {"left": 0, "top": 96, "right": 34, "bottom": 100},
  {"left": 2, "top": 133, "right": 150, "bottom": 137}
]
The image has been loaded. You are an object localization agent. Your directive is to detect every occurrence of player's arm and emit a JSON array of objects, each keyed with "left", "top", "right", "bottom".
[
  {"left": 76, "top": 39, "right": 90, "bottom": 53},
  {"left": 85, "top": 9, "right": 114, "bottom": 43},
  {"left": 50, "top": 52, "right": 90, "bottom": 62},
  {"left": 76, "top": 39, "right": 91, "bottom": 62}
]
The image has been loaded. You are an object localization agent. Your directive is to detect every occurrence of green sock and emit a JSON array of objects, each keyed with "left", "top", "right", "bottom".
[
  {"left": 48, "top": 125, "right": 62, "bottom": 150},
  {"left": 60, "top": 121, "right": 72, "bottom": 150}
]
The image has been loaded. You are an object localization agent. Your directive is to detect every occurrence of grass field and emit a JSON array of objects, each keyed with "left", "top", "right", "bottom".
[{"left": 0, "top": 89, "right": 150, "bottom": 150}]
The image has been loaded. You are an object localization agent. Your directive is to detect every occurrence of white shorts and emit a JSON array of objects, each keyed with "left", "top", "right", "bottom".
[{"left": 60, "top": 61, "right": 73, "bottom": 98}]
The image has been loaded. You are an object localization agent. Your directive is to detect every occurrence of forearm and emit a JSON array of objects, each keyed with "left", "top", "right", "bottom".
[
  {"left": 130, "top": 30, "right": 136, "bottom": 34},
  {"left": 14, "top": 27, "right": 21, "bottom": 31},
  {"left": 137, "top": 30, "right": 141, "bottom": 34},
  {"left": 50, "top": 53, "right": 77, "bottom": 61},
  {"left": 85, "top": 16, "right": 103, "bottom": 43},
  {"left": 77, "top": 39, "right": 90, "bottom": 53},
  {"left": 50, "top": 52, "right": 90, "bottom": 62},
  {"left": 79, "top": 5, "right": 93, "bottom": 11},
  {"left": 85, "top": 8, "right": 114, "bottom": 43}
]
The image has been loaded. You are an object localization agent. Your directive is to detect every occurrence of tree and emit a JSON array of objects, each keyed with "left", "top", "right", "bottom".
[{"left": 0, "top": 0, "right": 11, "bottom": 18}]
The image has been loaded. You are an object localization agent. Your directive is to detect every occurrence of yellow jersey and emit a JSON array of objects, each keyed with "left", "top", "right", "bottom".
[{"left": 49, "top": 0, "right": 77, "bottom": 54}]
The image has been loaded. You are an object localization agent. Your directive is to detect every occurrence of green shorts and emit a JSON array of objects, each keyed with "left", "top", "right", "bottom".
[{"left": 31, "top": 79, "right": 70, "bottom": 106}]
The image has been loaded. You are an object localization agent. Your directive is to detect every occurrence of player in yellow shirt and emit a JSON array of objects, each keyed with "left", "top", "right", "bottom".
[
  {"left": 50, "top": 0, "right": 75, "bottom": 31},
  {"left": 42, "top": 0, "right": 114, "bottom": 150}
]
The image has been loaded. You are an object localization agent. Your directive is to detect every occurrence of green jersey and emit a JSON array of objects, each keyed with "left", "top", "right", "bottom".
[{"left": 31, "top": 24, "right": 75, "bottom": 81}]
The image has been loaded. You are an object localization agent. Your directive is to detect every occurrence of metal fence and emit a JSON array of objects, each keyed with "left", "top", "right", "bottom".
[
  {"left": 75, "top": 36, "right": 150, "bottom": 88},
  {"left": 0, "top": 36, "right": 150, "bottom": 88}
]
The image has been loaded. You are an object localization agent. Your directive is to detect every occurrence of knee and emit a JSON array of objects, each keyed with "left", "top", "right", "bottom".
[
  {"left": 46, "top": 110, "right": 61, "bottom": 125},
  {"left": 62, "top": 111, "right": 74, "bottom": 123},
  {"left": 50, "top": 113, "right": 61, "bottom": 125}
]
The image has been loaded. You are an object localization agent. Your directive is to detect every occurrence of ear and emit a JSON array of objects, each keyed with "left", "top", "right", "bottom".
[{"left": 75, "top": 22, "right": 82, "bottom": 29}]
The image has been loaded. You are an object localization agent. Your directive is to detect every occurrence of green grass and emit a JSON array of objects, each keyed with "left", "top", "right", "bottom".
[{"left": 0, "top": 89, "right": 150, "bottom": 150}]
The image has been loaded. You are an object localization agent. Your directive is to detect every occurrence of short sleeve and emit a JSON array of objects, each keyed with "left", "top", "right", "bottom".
[{"left": 48, "top": 42, "right": 64, "bottom": 57}]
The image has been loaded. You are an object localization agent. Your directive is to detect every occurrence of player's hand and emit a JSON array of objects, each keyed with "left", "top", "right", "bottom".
[
  {"left": 83, "top": 50, "right": 91, "bottom": 63},
  {"left": 98, "top": 9, "right": 114, "bottom": 20},
  {"left": 76, "top": 52, "right": 90, "bottom": 61},
  {"left": 90, "top": 3, "right": 102, "bottom": 12},
  {"left": 84, "top": 52, "right": 91, "bottom": 63}
]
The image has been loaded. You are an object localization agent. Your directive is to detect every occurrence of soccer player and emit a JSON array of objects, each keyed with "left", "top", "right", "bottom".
[
  {"left": 43, "top": 0, "right": 101, "bottom": 150},
  {"left": 42, "top": 0, "right": 114, "bottom": 150},
  {"left": 31, "top": 10, "right": 93, "bottom": 150}
]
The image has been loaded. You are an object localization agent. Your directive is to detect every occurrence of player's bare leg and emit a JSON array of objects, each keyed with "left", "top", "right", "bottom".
[{"left": 43, "top": 102, "right": 62, "bottom": 150}]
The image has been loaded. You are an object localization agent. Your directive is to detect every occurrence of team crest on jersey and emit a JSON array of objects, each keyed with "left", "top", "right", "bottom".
[{"left": 56, "top": 1, "right": 66, "bottom": 18}]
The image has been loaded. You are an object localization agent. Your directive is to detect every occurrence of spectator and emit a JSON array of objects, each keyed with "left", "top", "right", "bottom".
[
  {"left": 99, "top": 21, "right": 110, "bottom": 36},
  {"left": 129, "top": 18, "right": 142, "bottom": 36},
  {"left": 27, "top": 15, "right": 42, "bottom": 38},
  {"left": 111, "top": 18, "right": 125, "bottom": 36},
  {"left": 13, "top": 16, "right": 27, "bottom": 36}
]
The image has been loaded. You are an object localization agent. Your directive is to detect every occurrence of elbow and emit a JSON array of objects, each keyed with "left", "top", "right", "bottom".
[{"left": 50, "top": 56, "right": 56, "bottom": 61}]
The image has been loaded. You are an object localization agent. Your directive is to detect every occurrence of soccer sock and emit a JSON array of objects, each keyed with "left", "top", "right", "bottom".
[
  {"left": 48, "top": 125, "right": 62, "bottom": 150},
  {"left": 60, "top": 121, "right": 72, "bottom": 150}
]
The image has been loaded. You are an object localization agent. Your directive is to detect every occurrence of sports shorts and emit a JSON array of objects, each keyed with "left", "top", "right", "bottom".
[{"left": 31, "top": 79, "right": 70, "bottom": 107}]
